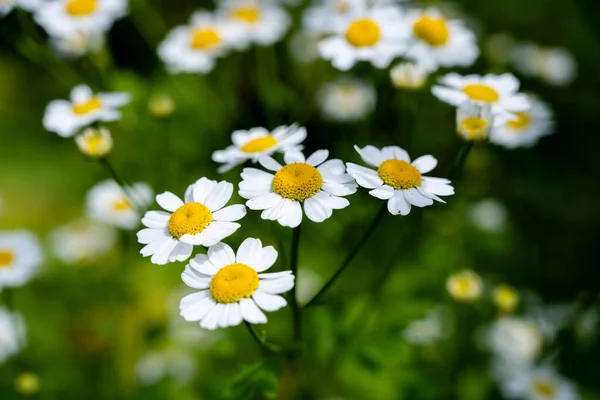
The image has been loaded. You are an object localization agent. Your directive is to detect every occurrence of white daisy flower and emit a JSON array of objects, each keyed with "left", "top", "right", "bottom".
[
  {"left": 137, "top": 178, "right": 246, "bottom": 265},
  {"left": 456, "top": 101, "right": 494, "bottom": 141},
  {"left": 158, "top": 11, "right": 244, "bottom": 75},
  {"left": 446, "top": 269, "right": 484, "bottom": 302},
  {"left": 390, "top": 62, "right": 428, "bottom": 90},
  {"left": 85, "top": 180, "right": 154, "bottom": 230},
  {"left": 302, "top": 0, "right": 366, "bottom": 35},
  {"left": 347, "top": 145, "right": 454, "bottom": 216},
  {"left": 317, "top": 77, "right": 376, "bottom": 122},
  {"left": 49, "top": 219, "right": 116, "bottom": 265},
  {"left": 317, "top": 3, "right": 407, "bottom": 70},
  {"left": 499, "top": 365, "right": 579, "bottom": 400},
  {"left": 43, "top": 84, "right": 131, "bottom": 138},
  {"left": 34, "top": 0, "right": 127, "bottom": 37},
  {"left": 239, "top": 150, "right": 357, "bottom": 228},
  {"left": 432, "top": 73, "right": 530, "bottom": 120},
  {"left": 50, "top": 29, "right": 104, "bottom": 59},
  {"left": 179, "top": 238, "right": 294, "bottom": 330},
  {"left": 0, "top": 307, "right": 25, "bottom": 363},
  {"left": 402, "top": 8, "right": 479, "bottom": 72},
  {"left": 490, "top": 98, "right": 554, "bottom": 149},
  {"left": 217, "top": 0, "right": 291, "bottom": 47},
  {"left": 212, "top": 125, "right": 307, "bottom": 173},
  {"left": 0, "top": 231, "right": 43, "bottom": 292},
  {"left": 135, "top": 349, "right": 196, "bottom": 386},
  {"left": 512, "top": 43, "right": 577, "bottom": 87},
  {"left": 75, "top": 126, "right": 113, "bottom": 158},
  {"left": 485, "top": 316, "right": 543, "bottom": 365}
]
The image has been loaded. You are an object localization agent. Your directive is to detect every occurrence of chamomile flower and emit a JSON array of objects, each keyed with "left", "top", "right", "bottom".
[
  {"left": 0, "top": 231, "right": 43, "bottom": 292},
  {"left": 43, "top": 84, "right": 131, "bottom": 138},
  {"left": 403, "top": 306, "right": 451, "bottom": 345},
  {"left": 485, "top": 316, "right": 543, "bottom": 364},
  {"left": 158, "top": 11, "right": 243, "bottom": 75},
  {"left": 212, "top": 125, "right": 307, "bottom": 173},
  {"left": 239, "top": 150, "right": 357, "bottom": 228},
  {"left": 347, "top": 145, "right": 454, "bottom": 216},
  {"left": 456, "top": 101, "right": 494, "bottom": 141},
  {"left": 85, "top": 180, "right": 153, "bottom": 230},
  {"left": 75, "top": 127, "right": 113, "bottom": 158},
  {"left": 432, "top": 73, "right": 530, "bottom": 120},
  {"left": 317, "top": 77, "right": 376, "bottom": 122},
  {"left": 302, "top": 0, "right": 366, "bottom": 35},
  {"left": 446, "top": 269, "right": 484, "bottom": 302},
  {"left": 512, "top": 43, "right": 577, "bottom": 87},
  {"left": 468, "top": 198, "right": 508, "bottom": 233},
  {"left": 500, "top": 365, "right": 579, "bottom": 400},
  {"left": 490, "top": 98, "right": 554, "bottom": 149},
  {"left": 49, "top": 219, "right": 116, "bottom": 264},
  {"left": 179, "top": 238, "right": 294, "bottom": 330},
  {"left": 317, "top": 3, "right": 407, "bottom": 70},
  {"left": 493, "top": 284, "right": 519, "bottom": 313},
  {"left": 50, "top": 29, "right": 104, "bottom": 59},
  {"left": 402, "top": 8, "right": 479, "bottom": 72},
  {"left": 34, "top": 0, "right": 127, "bottom": 37},
  {"left": 0, "top": 307, "right": 25, "bottom": 363},
  {"left": 390, "top": 62, "right": 428, "bottom": 89},
  {"left": 137, "top": 178, "right": 246, "bottom": 265}
]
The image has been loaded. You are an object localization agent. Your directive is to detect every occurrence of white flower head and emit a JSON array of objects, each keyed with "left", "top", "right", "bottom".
[
  {"left": 432, "top": 73, "right": 530, "bottom": 120},
  {"left": 390, "top": 62, "right": 428, "bottom": 89},
  {"left": 317, "top": 77, "right": 376, "bottom": 122},
  {"left": 212, "top": 124, "right": 307, "bottom": 173},
  {"left": 317, "top": 3, "right": 408, "bottom": 70},
  {"left": 446, "top": 269, "right": 484, "bottom": 302},
  {"left": 1, "top": 0, "right": 44, "bottom": 16},
  {"left": 456, "top": 101, "right": 494, "bottom": 141},
  {"left": 239, "top": 150, "right": 357, "bottom": 228},
  {"left": 34, "top": 0, "right": 127, "bottom": 37},
  {"left": 302, "top": 0, "right": 367, "bottom": 36},
  {"left": 498, "top": 365, "right": 580, "bottom": 400},
  {"left": 468, "top": 198, "right": 508, "bottom": 233},
  {"left": 180, "top": 238, "right": 294, "bottom": 330},
  {"left": 137, "top": 178, "right": 246, "bottom": 265},
  {"left": 50, "top": 29, "right": 104, "bottom": 59},
  {"left": 490, "top": 97, "right": 554, "bottom": 149},
  {"left": 86, "top": 180, "right": 153, "bottom": 230},
  {"left": 43, "top": 84, "right": 131, "bottom": 138},
  {"left": 0, "top": 307, "right": 25, "bottom": 363},
  {"left": 485, "top": 316, "right": 543, "bottom": 364},
  {"left": 49, "top": 219, "right": 117, "bottom": 264},
  {"left": 512, "top": 43, "right": 577, "bottom": 87},
  {"left": 75, "top": 126, "right": 113, "bottom": 158},
  {"left": 135, "top": 350, "right": 197, "bottom": 386},
  {"left": 0, "top": 230, "right": 43, "bottom": 291},
  {"left": 347, "top": 145, "right": 454, "bottom": 216}
]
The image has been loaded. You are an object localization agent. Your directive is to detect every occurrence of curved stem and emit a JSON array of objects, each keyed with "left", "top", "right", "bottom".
[
  {"left": 289, "top": 225, "right": 302, "bottom": 343},
  {"left": 244, "top": 321, "right": 281, "bottom": 354},
  {"left": 99, "top": 158, "right": 141, "bottom": 211},
  {"left": 449, "top": 141, "right": 474, "bottom": 181}
]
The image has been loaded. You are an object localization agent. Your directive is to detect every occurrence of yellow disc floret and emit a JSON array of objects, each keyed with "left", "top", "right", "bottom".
[
  {"left": 72, "top": 97, "right": 102, "bottom": 115},
  {"left": 345, "top": 18, "right": 381, "bottom": 47},
  {"left": 462, "top": 84, "right": 500, "bottom": 103},
  {"left": 230, "top": 6, "right": 261, "bottom": 23},
  {"left": 0, "top": 250, "right": 15, "bottom": 268},
  {"left": 112, "top": 198, "right": 132, "bottom": 211},
  {"left": 190, "top": 28, "right": 221, "bottom": 50},
  {"left": 210, "top": 263, "right": 259, "bottom": 303},
  {"left": 413, "top": 16, "right": 450, "bottom": 46},
  {"left": 377, "top": 159, "right": 422, "bottom": 190},
  {"left": 168, "top": 202, "right": 213, "bottom": 239},
  {"left": 532, "top": 380, "right": 556, "bottom": 397},
  {"left": 272, "top": 163, "right": 323, "bottom": 201},
  {"left": 65, "top": 0, "right": 97, "bottom": 16},
  {"left": 241, "top": 135, "right": 278, "bottom": 153},
  {"left": 460, "top": 117, "right": 490, "bottom": 140},
  {"left": 507, "top": 112, "right": 531, "bottom": 131}
]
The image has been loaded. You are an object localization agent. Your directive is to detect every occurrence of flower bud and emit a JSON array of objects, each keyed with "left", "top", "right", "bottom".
[
  {"left": 456, "top": 101, "right": 493, "bottom": 141},
  {"left": 148, "top": 94, "right": 175, "bottom": 119},
  {"left": 390, "top": 62, "right": 428, "bottom": 89},
  {"left": 75, "top": 127, "right": 113, "bottom": 158}
]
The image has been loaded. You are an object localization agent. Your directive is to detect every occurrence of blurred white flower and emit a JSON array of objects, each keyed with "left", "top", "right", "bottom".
[
  {"left": 468, "top": 198, "right": 508, "bottom": 233},
  {"left": 50, "top": 29, "right": 104, "bottom": 58},
  {"left": 497, "top": 364, "right": 580, "bottom": 400},
  {"left": 296, "top": 267, "right": 323, "bottom": 306},
  {"left": 43, "top": 84, "right": 131, "bottom": 138},
  {"left": 512, "top": 43, "right": 577, "bottom": 87},
  {"left": 485, "top": 316, "right": 543, "bottom": 364},
  {"left": 456, "top": 101, "right": 494, "bottom": 141},
  {"left": 390, "top": 62, "right": 428, "bottom": 90},
  {"left": 148, "top": 94, "right": 175, "bottom": 119},
  {"left": 86, "top": 180, "right": 154, "bottom": 230},
  {"left": 0, "top": 307, "right": 25, "bottom": 364},
  {"left": 446, "top": 269, "right": 484, "bottom": 302},
  {"left": 347, "top": 145, "right": 453, "bottom": 216},
  {"left": 49, "top": 219, "right": 116, "bottom": 264},
  {"left": 530, "top": 303, "right": 576, "bottom": 342},
  {"left": 288, "top": 31, "right": 321, "bottom": 64},
  {"left": 75, "top": 127, "right": 113, "bottom": 158},
  {"left": 403, "top": 306, "right": 451, "bottom": 345},
  {"left": 0, "top": 230, "right": 43, "bottom": 292},
  {"left": 302, "top": 0, "right": 366, "bottom": 35},
  {"left": 317, "top": 77, "right": 376, "bottom": 122},
  {"left": 135, "top": 349, "right": 197, "bottom": 386}
]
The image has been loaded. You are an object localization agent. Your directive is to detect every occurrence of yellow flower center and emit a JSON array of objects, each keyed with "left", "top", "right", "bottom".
[
  {"left": 377, "top": 159, "right": 422, "bottom": 190},
  {"left": 65, "top": 0, "right": 97, "bottom": 16},
  {"left": 241, "top": 135, "right": 278, "bottom": 153},
  {"left": 456, "top": 278, "right": 474, "bottom": 295},
  {"left": 460, "top": 117, "right": 489, "bottom": 140},
  {"left": 112, "top": 198, "right": 132, "bottom": 211},
  {"left": 345, "top": 18, "right": 381, "bottom": 47},
  {"left": 413, "top": 16, "right": 450, "bottom": 46},
  {"left": 272, "top": 163, "right": 323, "bottom": 201},
  {"left": 507, "top": 112, "right": 531, "bottom": 131},
  {"left": 0, "top": 250, "right": 15, "bottom": 268},
  {"left": 462, "top": 84, "right": 500, "bottom": 103},
  {"left": 168, "top": 202, "right": 213, "bottom": 239},
  {"left": 84, "top": 135, "right": 104, "bottom": 154},
  {"left": 72, "top": 97, "right": 102, "bottom": 115},
  {"left": 230, "top": 6, "right": 261, "bottom": 23},
  {"left": 533, "top": 380, "right": 556, "bottom": 397},
  {"left": 493, "top": 285, "right": 519, "bottom": 313},
  {"left": 210, "top": 263, "right": 259, "bottom": 304},
  {"left": 190, "top": 28, "right": 221, "bottom": 50}
]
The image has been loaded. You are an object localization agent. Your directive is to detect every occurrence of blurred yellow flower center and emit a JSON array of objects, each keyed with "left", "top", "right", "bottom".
[
  {"left": 460, "top": 117, "right": 489, "bottom": 140},
  {"left": 493, "top": 285, "right": 519, "bottom": 312},
  {"left": 0, "top": 250, "right": 15, "bottom": 268},
  {"left": 230, "top": 6, "right": 261, "bottom": 23},
  {"left": 241, "top": 136, "right": 278, "bottom": 153},
  {"left": 65, "top": 0, "right": 97, "bottom": 16},
  {"left": 112, "top": 198, "right": 132, "bottom": 211},
  {"left": 72, "top": 97, "right": 102, "bottom": 115},
  {"left": 345, "top": 18, "right": 381, "bottom": 47},
  {"left": 210, "top": 263, "right": 259, "bottom": 304},
  {"left": 377, "top": 159, "right": 422, "bottom": 190},
  {"left": 462, "top": 84, "right": 500, "bottom": 103},
  {"left": 84, "top": 135, "right": 105, "bottom": 154},
  {"left": 533, "top": 380, "right": 556, "bottom": 397},
  {"left": 190, "top": 28, "right": 221, "bottom": 50},
  {"left": 168, "top": 202, "right": 213, "bottom": 239},
  {"left": 507, "top": 112, "right": 531, "bottom": 131},
  {"left": 413, "top": 16, "right": 450, "bottom": 46},
  {"left": 272, "top": 163, "right": 323, "bottom": 201}
]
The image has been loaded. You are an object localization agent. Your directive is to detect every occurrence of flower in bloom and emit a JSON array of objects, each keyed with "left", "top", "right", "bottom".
[
  {"left": 390, "top": 62, "right": 428, "bottom": 89},
  {"left": 456, "top": 101, "right": 494, "bottom": 141},
  {"left": 75, "top": 127, "right": 113, "bottom": 158},
  {"left": 0, "top": 231, "right": 42, "bottom": 292},
  {"left": 485, "top": 316, "right": 543, "bottom": 364},
  {"left": 239, "top": 150, "right": 357, "bottom": 228},
  {"left": 490, "top": 98, "right": 554, "bottom": 149},
  {"left": 432, "top": 73, "right": 530, "bottom": 120},
  {"left": 85, "top": 180, "right": 153, "bottom": 230},
  {"left": 512, "top": 43, "right": 577, "bottom": 87},
  {"left": 158, "top": 11, "right": 244, "bottom": 75},
  {"left": 302, "top": 0, "right": 365, "bottom": 36},
  {"left": 402, "top": 8, "right": 479, "bottom": 72},
  {"left": 468, "top": 198, "right": 508, "bottom": 233},
  {"left": 317, "top": 3, "right": 407, "bottom": 70},
  {"left": 446, "top": 269, "right": 484, "bottom": 302},
  {"left": 493, "top": 284, "right": 519, "bottom": 313},
  {"left": 34, "top": 0, "right": 127, "bottom": 37},
  {"left": 137, "top": 178, "right": 246, "bottom": 265},
  {"left": 497, "top": 365, "right": 579, "bottom": 400},
  {"left": 317, "top": 77, "right": 376, "bottom": 122},
  {"left": 49, "top": 219, "right": 116, "bottom": 264},
  {"left": 180, "top": 238, "right": 294, "bottom": 329},
  {"left": 347, "top": 145, "right": 453, "bottom": 215},
  {"left": 212, "top": 125, "right": 307, "bottom": 173},
  {"left": 0, "top": 307, "right": 25, "bottom": 363},
  {"left": 43, "top": 84, "right": 131, "bottom": 137}
]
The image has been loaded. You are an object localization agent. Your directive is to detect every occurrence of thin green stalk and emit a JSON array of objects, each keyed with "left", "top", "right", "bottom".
[
  {"left": 99, "top": 158, "right": 140, "bottom": 211},
  {"left": 305, "top": 203, "right": 387, "bottom": 307},
  {"left": 449, "top": 141, "right": 474, "bottom": 181},
  {"left": 244, "top": 321, "right": 281, "bottom": 354},
  {"left": 289, "top": 225, "right": 302, "bottom": 343}
]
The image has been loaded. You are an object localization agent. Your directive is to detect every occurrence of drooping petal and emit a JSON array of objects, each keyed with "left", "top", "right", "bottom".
[
  {"left": 253, "top": 290, "right": 287, "bottom": 312},
  {"left": 239, "top": 298, "right": 267, "bottom": 324}
]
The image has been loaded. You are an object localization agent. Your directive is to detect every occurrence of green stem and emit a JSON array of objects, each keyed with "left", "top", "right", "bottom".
[
  {"left": 244, "top": 321, "right": 281, "bottom": 354},
  {"left": 305, "top": 203, "right": 387, "bottom": 307},
  {"left": 449, "top": 141, "right": 474, "bottom": 181},
  {"left": 99, "top": 158, "right": 140, "bottom": 211},
  {"left": 289, "top": 225, "right": 302, "bottom": 344}
]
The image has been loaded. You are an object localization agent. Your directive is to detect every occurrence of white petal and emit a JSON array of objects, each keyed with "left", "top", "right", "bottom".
[
  {"left": 137, "top": 228, "right": 168, "bottom": 244},
  {"left": 150, "top": 238, "right": 178, "bottom": 265},
  {"left": 369, "top": 186, "right": 395, "bottom": 200},
  {"left": 180, "top": 291, "right": 215, "bottom": 321},
  {"left": 141, "top": 211, "right": 170, "bottom": 229},
  {"left": 227, "top": 303, "right": 243, "bottom": 326},
  {"left": 258, "top": 155, "right": 282, "bottom": 172},
  {"left": 322, "top": 182, "right": 357, "bottom": 196},
  {"left": 207, "top": 242, "right": 236, "bottom": 268},
  {"left": 278, "top": 200, "right": 303, "bottom": 228},
  {"left": 252, "top": 290, "right": 287, "bottom": 312},
  {"left": 381, "top": 146, "right": 411, "bottom": 162},
  {"left": 247, "top": 193, "right": 282, "bottom": 210},
  {"left": 346, "top": 163, "right": 383, "bottom": 189},
  {"left": 204, "top": 181, "right": 234, "bottom": 212},
  {"left": 212, "top": 204, "right": 247, "bottom": 222},
  {"left": 218, "top": 303, "right": 232, "bottom": 328},
  {"left": 192, "top": 178, "right": 218, "bottom": 204},
  {"left": 284, "top": 151, "right": 305, "bottom": 164},
  {"left": 200, "top": 303, "right": 224, "bottom": 330},
  {"left": 403, "top": 188, "right": 434, "bottom": 207},
  {"left": 252, "top": 246, "right": 278, "bottom": 272},
  {"left": 304, "top": 196, "right": 332, "bottom": 223},
  {"left": 387, "top": 191, "right": 411, "bottom": 216},
  {"left": 353, "top": 145, "right": 385, "bottom": 167},
  {"left": 182, "top": 265, "right": 212, "bottom": 289},
  {"left": 239, "top": 298, "right": 267, "bottom": 324},
  {"left": 156, "top": 192, "right": 184, "bottom": 212},
  {"left": 181, "top": 222, "right": 240, "bottom": 246},
  {"left": 236, "top": 238, "right": 263, "bottom": 265},
  {"left": 306, "top": 149, "right": 329, "bottom": 166},
  {"left": 169, "top": 242, "right": 194, "bottom": 262},
  {"left": 189, "top": 254, "right": 219, "bottom": 275},
  {"left": 259, "top": 275, "right": 295, "bottom": 294},
  {"left": 258, "top": 271, "right": 292, "bottom": 279},
  {"left": 412, "top": 155, "right": 438, "bottom": 174}
]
